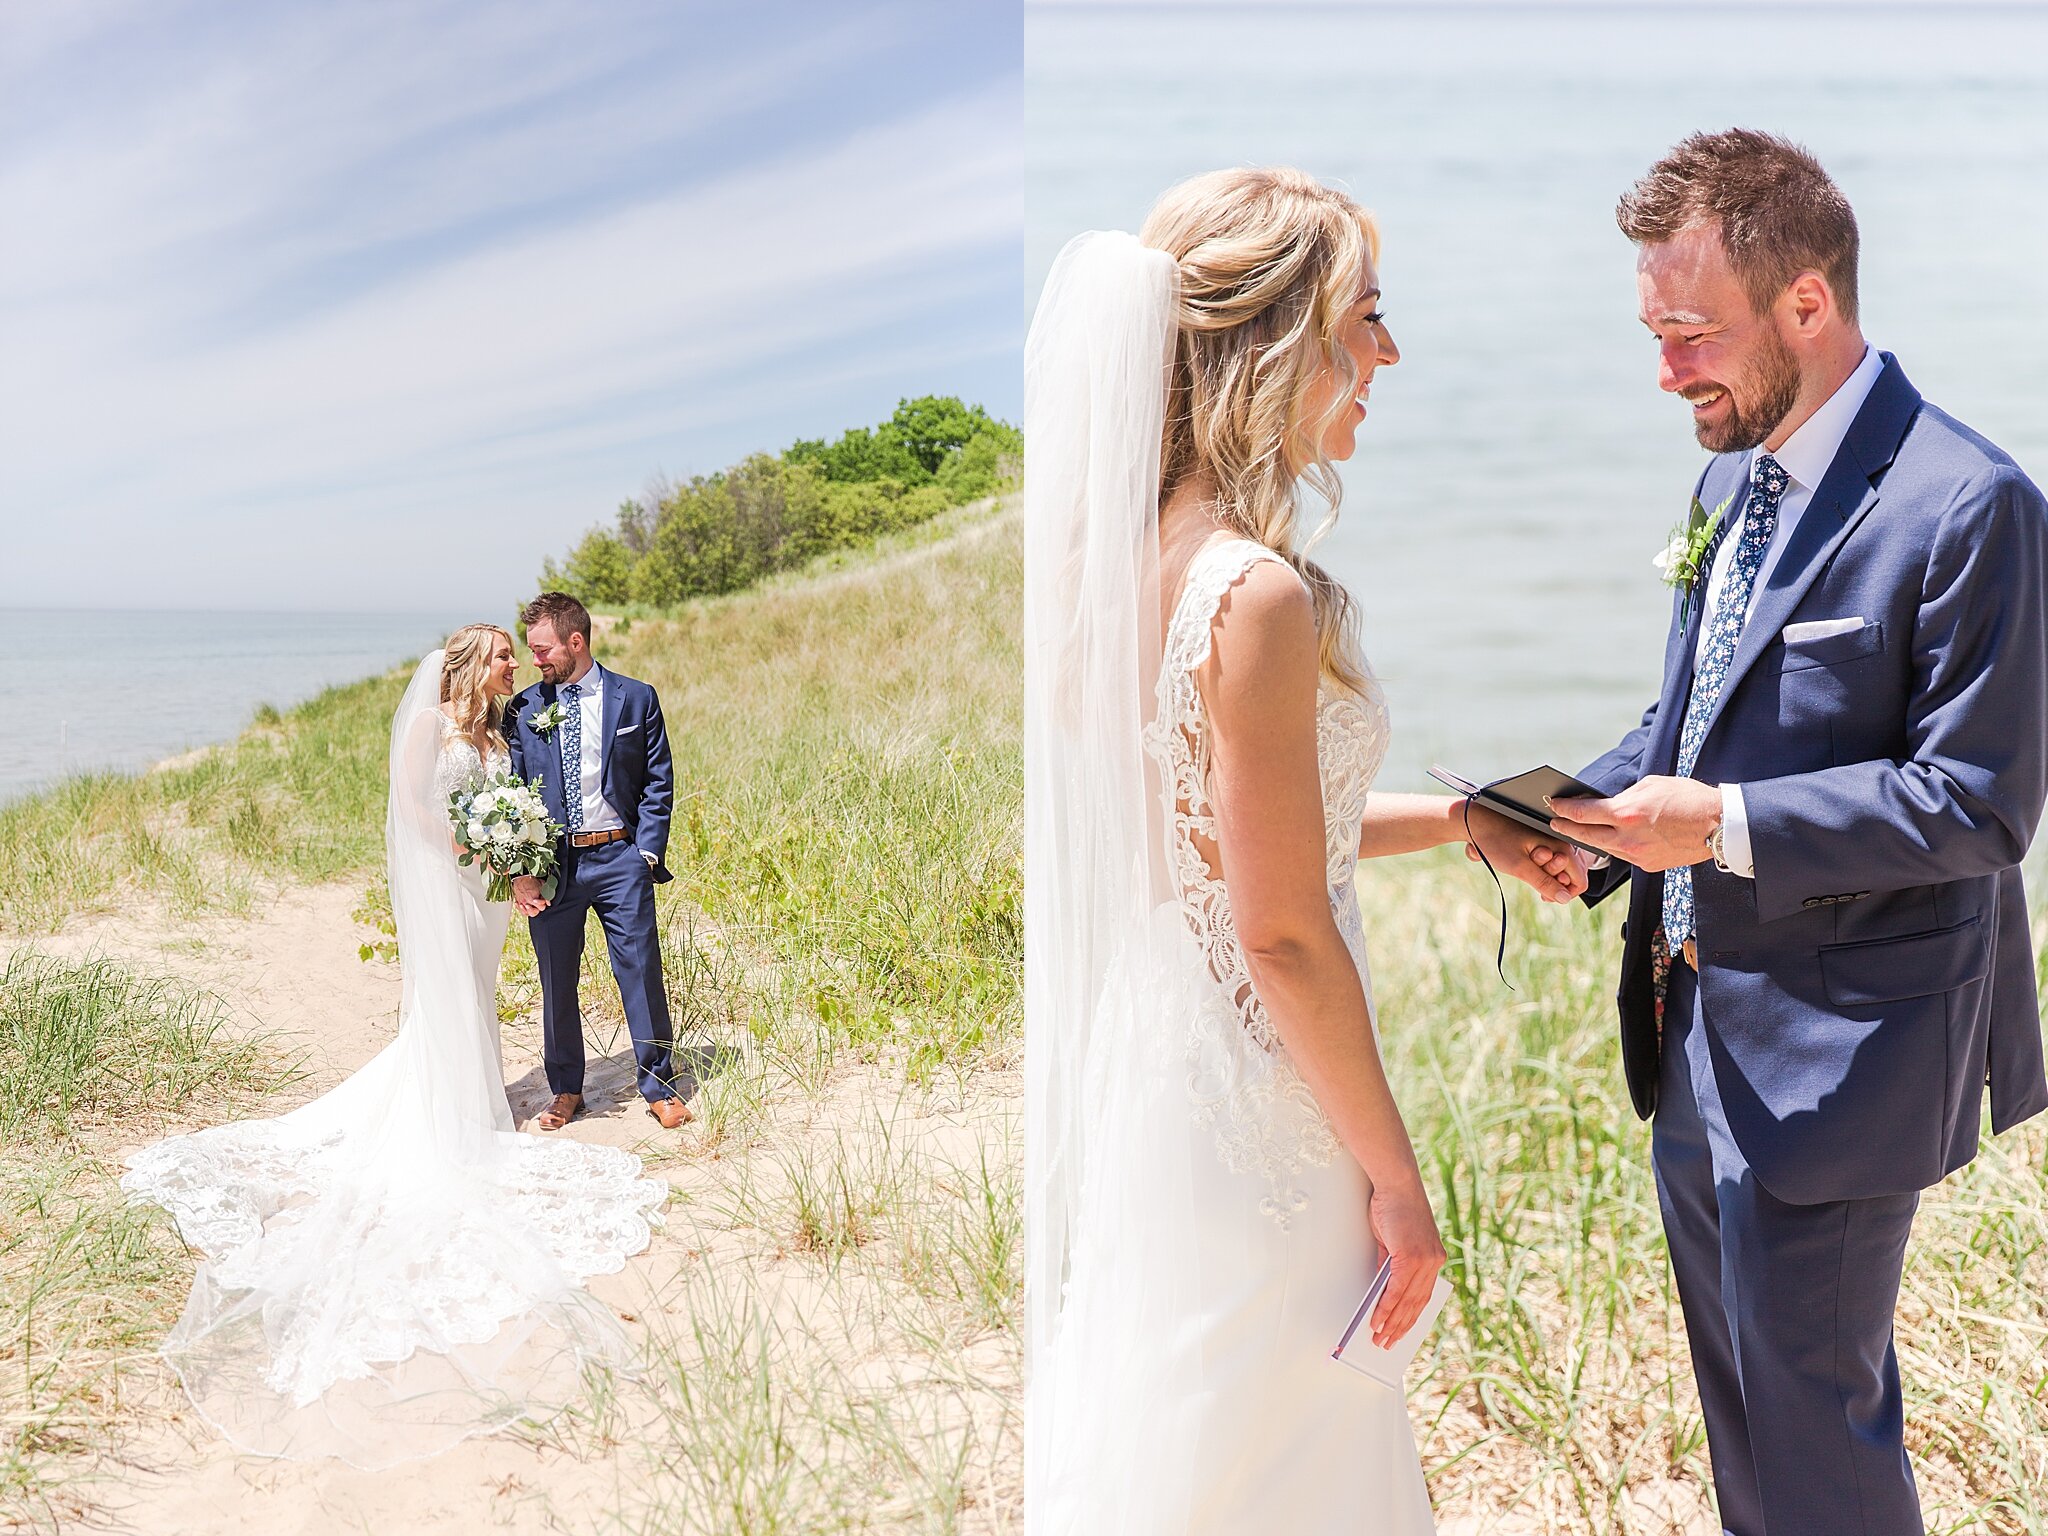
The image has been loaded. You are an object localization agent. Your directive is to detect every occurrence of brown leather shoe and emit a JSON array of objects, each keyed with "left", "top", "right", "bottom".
[
  {"left": 537, "top": 1092, "right": 582, "bottom": 1131},
  {"left": 646, "top": 1096, "right": 693, "bottom": 1129}
]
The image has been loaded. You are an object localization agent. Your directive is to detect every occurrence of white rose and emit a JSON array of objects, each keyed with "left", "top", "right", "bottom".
[
  {"left": 466, "top": 820, "right": 487, "bottom": 844},
  {"left": 490, "top": 823, "right": 515, "bottom": 845},
  {"left": 524, "top": 822, "right": 547, "bottom": 844},
  {"left": 1651, "top": 533, "right": 1688, "bottom": 578}
]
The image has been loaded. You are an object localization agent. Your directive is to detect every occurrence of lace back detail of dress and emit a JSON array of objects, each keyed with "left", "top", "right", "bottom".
[{"left": 1141, "top": 539, "right": 1391, "bottom": 1225}]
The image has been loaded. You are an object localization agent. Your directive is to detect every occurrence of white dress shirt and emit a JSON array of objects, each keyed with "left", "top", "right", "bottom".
[
  {"left": 559, "top": 662, "right": 625, "bottom": 833},
  {"left": 1699, "top": 344, "right": 1884, "bottom": 878}
]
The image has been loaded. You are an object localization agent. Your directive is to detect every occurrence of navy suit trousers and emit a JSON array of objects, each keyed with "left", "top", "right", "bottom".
[
  {"left": 1655, "top": 961, "right": 1922, "bottom": 1536},
  {"left": 528, "top": 839, "right": 674, "bottom": 1101}
]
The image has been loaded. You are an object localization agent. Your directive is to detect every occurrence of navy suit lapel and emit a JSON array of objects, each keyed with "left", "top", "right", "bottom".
[
  {"left": 1693, "top": 356, "right": 1921, "bottom": 750},
  {"left": 529, "top": 682, "right": 567, "bottom": 819},
  {"left": 597, "top": 669, "right": 626, "bottom": 805}
]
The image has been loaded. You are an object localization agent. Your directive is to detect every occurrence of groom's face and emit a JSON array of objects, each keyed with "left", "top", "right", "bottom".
[
  {"left": 1637, "top": 222, "right": 1800, "bottom": 454},
  {"left": 527, "top": 620, "right": 582, "bottom": 684}
]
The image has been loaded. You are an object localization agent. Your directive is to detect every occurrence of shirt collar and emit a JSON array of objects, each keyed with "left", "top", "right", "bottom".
[
  {"left": 563, "top": 661, "right": 603, "bottom": 695},
  {"left": 1755, "top": 344, "right": 1883, "bottom": 492}
]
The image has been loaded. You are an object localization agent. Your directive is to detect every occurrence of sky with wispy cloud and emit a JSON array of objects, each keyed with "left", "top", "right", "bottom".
[{"left": 0, "top": 1, "right": 1021, "bottom": 612}]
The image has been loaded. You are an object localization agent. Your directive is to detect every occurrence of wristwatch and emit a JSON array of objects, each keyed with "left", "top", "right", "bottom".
[{"left": 1707, "top": 818, "right": 1732, "bottom": 873}]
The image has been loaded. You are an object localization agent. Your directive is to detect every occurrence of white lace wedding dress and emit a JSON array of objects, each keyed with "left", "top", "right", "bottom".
[
  {"left": 122, "top": 652, "right": 667, "bottom": 1468},
  {"left": 1033, "top": 538, "right": 1436, "bottom": 1534}
]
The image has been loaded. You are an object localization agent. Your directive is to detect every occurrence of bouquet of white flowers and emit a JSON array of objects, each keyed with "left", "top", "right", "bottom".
[{"left": 448, "top": 771, "right": 563, "bottom": 903}]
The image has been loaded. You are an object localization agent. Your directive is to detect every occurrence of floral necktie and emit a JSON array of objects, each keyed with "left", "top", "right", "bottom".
[
  {"left": 560, "top": 682, "right": 584, "bottom": 832},
  {"left": 1663, "top": 453, "right": 1791, "bottom": 947}
]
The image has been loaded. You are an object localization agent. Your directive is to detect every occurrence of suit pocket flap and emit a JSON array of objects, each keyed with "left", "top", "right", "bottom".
[
  {"left": 1820, "top": 916, "right": 1986, "bottom": 1006},
  {"left": 1781, "top": 619, "right": 1883, "bottom": 672}
]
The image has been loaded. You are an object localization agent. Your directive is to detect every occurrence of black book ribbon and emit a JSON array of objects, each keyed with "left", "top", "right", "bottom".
[{"left": 1456, "top": 777, "right": 1522, "bottom": 991}]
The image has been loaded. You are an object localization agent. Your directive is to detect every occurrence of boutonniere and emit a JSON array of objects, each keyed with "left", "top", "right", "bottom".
[
  {"left": 1654, "top": 489, "right": 1737, "bottom": 622},
  {"left": 529, "top": 700, "right": 568, "bottom": 737}
]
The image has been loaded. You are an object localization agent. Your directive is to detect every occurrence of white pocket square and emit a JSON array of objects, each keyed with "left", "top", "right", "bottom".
[
  {"left": 1782, "top": 617, "right": 1868, "bottom": 643},
  {"left": 614, "top": 723, "right": 640, "bottom": 734}
]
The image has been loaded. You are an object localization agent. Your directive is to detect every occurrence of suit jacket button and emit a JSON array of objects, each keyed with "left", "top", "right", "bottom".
[{"left": 1802, "top": 897, "right": 1822, "bottom": 909}]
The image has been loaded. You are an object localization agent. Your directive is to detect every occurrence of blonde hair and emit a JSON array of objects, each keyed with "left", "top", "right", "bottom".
[
  {"left": 440, "top": 623, "right": 512, "bottom": 749},
  {"left": 1140, "top": 166, "right": 1377, "bottom": 694}
]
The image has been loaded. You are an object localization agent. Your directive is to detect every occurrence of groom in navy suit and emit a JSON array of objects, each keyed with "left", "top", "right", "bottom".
[
  {"left": 507, "top": 591, "right": 691, "bottom": 1131},
  {"left": 1551, "top": 132, "right": 2048, "bottom": 1535}
]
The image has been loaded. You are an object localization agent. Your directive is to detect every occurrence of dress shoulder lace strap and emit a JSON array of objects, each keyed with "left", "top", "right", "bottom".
[{"left": 1162, "top": 538, "right": 1300, "bottom": 684}]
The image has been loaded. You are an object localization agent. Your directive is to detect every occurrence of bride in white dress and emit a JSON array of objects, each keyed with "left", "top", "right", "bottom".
[
  {"left": 123, "top": 624, "right": 667, "bottom": 1468},
  {"left": 1024, "top": 170, "right": 1587, "bottom": 1534}
]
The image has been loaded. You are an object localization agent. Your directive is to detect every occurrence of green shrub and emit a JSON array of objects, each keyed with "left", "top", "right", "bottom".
[{"left": 541, "top": 396, "right": 1018, "bottom": 612}]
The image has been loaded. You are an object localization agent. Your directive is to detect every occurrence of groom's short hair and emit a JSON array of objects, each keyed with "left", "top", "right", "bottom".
[
  {"left": 1618, "top": 128, "right": 1860, "bottom": 325},
  {"left": 521, "top": 591, "right": 592, "bottom": 644}
]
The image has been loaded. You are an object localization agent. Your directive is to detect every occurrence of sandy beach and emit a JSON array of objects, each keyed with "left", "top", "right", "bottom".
[{"left": 5, "top": 878, "right": 1020, "bottom": 1534}]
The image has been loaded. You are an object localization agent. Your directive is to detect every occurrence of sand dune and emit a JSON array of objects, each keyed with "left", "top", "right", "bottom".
[{"left": 14, "top": 883, "right": 1020, "bottom": 1534}]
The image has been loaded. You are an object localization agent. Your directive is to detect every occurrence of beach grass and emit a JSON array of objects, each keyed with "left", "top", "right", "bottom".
[
  {"left": 0, "top": 950, "right": 279, "bottom": 1140},
  {"left": 579, "top": 494, "right": 1023, "bottom": 1079},
  {"left": 546, "top": 495, "right": 1024, "bottom": 1531},
  {"left": 594, "top": 1082, "right": 1020, "bottom": 1536},
  {"left": 0, "top": 957, "right": 279, "bottom": 1530},
  {"left": 1367, "top": 849, "right": 2048, "bottom": 1534}
]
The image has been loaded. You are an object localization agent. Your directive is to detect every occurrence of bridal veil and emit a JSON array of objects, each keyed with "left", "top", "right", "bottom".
[{"left": 1024, "top": 232, "right": 1213, "bottom": 1529}]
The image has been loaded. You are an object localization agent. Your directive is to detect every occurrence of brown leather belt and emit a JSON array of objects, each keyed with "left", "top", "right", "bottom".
[{"left": 568, "top": 828, "right": 629, "bottom": 849}]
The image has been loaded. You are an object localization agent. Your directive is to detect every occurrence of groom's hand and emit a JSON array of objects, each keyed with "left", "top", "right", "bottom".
[
  {"left": 511, "top": 874, "right": 548, "bottom": 916},
  {"left": 1462, "top": 804, "right": 1589, "bottom": 902},
  {"left": 1546, "top": 776, "right": 1719, "bottom": 873}
]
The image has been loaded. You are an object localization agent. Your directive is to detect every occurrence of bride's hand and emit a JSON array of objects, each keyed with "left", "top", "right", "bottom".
[
  {"left": 1462, "top": 803, "right": 1588, "bottom": 902},
  {"left": 1367, "top": 1177, "right": 1447, "bottom": 1349}
]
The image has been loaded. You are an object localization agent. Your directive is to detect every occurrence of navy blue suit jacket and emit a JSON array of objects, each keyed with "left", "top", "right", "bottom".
[
  {"left": 506, "top": 666, "right": 675, "bottom": 883},
  {"left": 1581, "top": 355, "right": 2048, "bottom": 1204}
]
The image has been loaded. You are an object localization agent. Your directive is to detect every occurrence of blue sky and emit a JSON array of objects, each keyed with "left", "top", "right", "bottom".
[{"left": 0, "top": 0, "right": 1021, "bottom": 611}]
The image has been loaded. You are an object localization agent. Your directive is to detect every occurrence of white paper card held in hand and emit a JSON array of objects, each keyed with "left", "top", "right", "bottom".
[{"left": 1329, "top": 1256, "right": 1452, "bottom": 1390}]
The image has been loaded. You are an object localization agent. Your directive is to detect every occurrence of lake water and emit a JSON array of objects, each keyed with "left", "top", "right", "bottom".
[
  {"left": 6, "top": 611, "right": 468, "bottom": 804},
  {"left": 1028, "top": 2, "right": 2048, "bottom": 791}
]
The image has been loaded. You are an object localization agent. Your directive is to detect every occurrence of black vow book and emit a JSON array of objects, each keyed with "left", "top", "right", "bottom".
[{"left": 1428, "top": 764, "right": 1609, "bottom": 857}]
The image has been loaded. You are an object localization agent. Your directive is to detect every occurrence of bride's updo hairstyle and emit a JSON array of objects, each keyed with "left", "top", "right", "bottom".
[
  {"left": 1141, "top": 166, "right": 1375, "bottom": 695},
  {"left": 440, "top": 623, "right": 512, "bottom": 749}
]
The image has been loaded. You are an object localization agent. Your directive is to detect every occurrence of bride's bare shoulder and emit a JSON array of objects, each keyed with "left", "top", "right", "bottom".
[{"left": 1209, "top": 553, "right": 1313, "bottom": 654}]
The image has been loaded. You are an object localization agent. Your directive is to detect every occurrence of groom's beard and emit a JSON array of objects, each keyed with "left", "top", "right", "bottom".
[{"left": 1690, "top": 328, "right": 1801, "bottom": 453}]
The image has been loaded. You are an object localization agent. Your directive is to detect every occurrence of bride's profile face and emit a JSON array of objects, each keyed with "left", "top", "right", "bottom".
[
  {"left": 485, "top": 632, "right": 517, "bottom": 697},
  {"left": 1309, "top": 263, "right": 1399, "bottom": 463}
]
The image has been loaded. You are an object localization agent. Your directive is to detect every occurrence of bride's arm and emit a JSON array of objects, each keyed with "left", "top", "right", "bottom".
[
  {"left": 1200, "top": 564, "right": 1442, "bottom": 1347},
  {"left": 1358, "top": 793, "right": 1588, "bottom": 902},
  {"left": 1355, "top": 792, "right": 1468, "bottom": 855}
]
